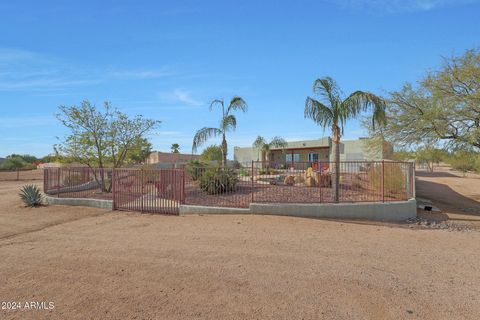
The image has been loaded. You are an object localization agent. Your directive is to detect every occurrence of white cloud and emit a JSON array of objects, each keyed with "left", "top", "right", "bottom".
[
  {"left": 0, "top": 47, "right": 186, "bottom": 92},
  {"left": 158, "top": 89, "right": 203, "bottom": 107},
  {"left": 0, "top": 47, "right": 102, "bottom": 91},
  {"left": 0, "top": 78, "right": 101, "bottom": 91},
  {"left": 109, "top": 68, "right": 176, "bottom": 80},
  {"left": 325, "top": 0, "right": 480, "bottom": 13}
]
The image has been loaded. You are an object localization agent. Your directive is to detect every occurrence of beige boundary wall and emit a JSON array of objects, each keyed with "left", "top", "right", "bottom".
[
  {"left": 43, "top": 195, "right": 113, "bottom": 210},
  {"left": 43, "top": 193, "right": 416, "bottom": 222},
  {"left": 180, "top": 199, "right": 417, "bottom": 222}
]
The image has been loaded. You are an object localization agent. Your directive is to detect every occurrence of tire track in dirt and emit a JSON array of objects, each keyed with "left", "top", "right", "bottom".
[{"left": 0, "top": 211, "right": 108, "bottom": 244}]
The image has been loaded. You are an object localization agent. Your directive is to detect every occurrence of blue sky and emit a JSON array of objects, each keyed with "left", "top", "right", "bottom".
[{"left": 0, "top": 0, "right": 479, "bottom": 158}]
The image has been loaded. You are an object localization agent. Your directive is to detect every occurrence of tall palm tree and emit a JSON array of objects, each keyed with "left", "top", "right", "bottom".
[
  {"left": 192, "top": 97, "right": 248, "bottom": 168},
  {"left": 305, "top": 77, "right": 386, "bottom": 202},
  {"left": 171, "top": 143, "right": 180, "bottom": 153},
  {"left": 253, "top": 136, "right": 288, "bottom": 166}
]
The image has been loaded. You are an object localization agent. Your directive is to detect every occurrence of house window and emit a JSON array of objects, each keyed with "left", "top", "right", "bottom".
[
  {"left": 308, "top": 153, "right": 319, "bottom": 162},
  {"left": 286, "top": 154, "right": 300, "bottom": 162}
]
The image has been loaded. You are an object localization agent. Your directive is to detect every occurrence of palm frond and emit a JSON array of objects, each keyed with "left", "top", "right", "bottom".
[
  {"left": 227, "top": 96, "right": 248, "bottom": 114},
  {"left": 192, "top": 127, "right": 222, "bottom": 153},
  {"left": 304, "top": 97, "right": 334, "bottom": 129},
  {"left": 253, "top": 136, "right": 267, "bottom": 149},
  {"left": 342, "top": 91, "right": 386, "bottom": 129},
  {"left": 312, "top": 77, "right": 342, "bottom": 107},
  {"left": 222, "top": 114, "right": 237, "bottom": 132},
  {"left": 209, "top": 99, "right": 224, "bottom": 112}
]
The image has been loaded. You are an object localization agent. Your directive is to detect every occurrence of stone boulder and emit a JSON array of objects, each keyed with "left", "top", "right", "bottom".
[
  {"left": 284, "top": 175, "right": 295, "bottom": 186},
  {"left": 294, "top": 175, "right": 305, "bottom": 184},
  {"left": 304, "top": 176, "right": 317, "bottom": 187}
]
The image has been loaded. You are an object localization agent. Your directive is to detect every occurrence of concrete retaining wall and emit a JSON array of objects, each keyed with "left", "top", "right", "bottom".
[
  {"left": 250, "top": 199, "right": 416, "bottom": 222},
  {"left": 43, "top": 195, "right": 113, "bottom": 210},
  {"left": 44, "top": 193, "right": 416, "bottom": 222},
  {"left": 181, "top": 199, "right": 417, "bottom": 222},
  {"left": 180, "top": 205, "right": 250, "bottom": 215}
]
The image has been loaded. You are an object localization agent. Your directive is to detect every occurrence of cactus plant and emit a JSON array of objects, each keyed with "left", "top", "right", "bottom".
[{"left": 19, "top": 185, "right": 43, "bottom": 207}]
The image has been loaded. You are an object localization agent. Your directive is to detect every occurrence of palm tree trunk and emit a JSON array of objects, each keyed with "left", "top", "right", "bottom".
[
  {"left": 221, "top": 135, "right": 227, "bottom": 169},
  {"left": 332, "top": 126, "right": 341, "bottom": 203}
]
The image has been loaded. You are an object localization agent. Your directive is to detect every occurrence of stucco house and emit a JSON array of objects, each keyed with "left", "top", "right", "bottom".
[
  {"left": 146, "top": 151, "right": 200, "bottom": 166},
  {"left": 234, "top": 137, "right": 392, "bottom": 166}
]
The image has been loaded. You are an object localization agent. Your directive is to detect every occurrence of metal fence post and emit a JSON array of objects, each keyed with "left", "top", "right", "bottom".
[
  {"left": 57, "top": 167, "right": 61, "bottom": 198},
  {"left": 319, "top": 161, "right": 322, "bottom": 203},
  {"left": 251, "top": 160, "right": 254, "bottom": 204},
  {"left": 16, "top": 168, "right": 19, "bottom": 181},
  {"left": 43, "top": 168, "right": 47, "bottom": 193},
  {"left": 112, "top": 168, "right": 116, "bottom": 210},
  {"left": 412, "top": 162, "right": 416, "bottom": 199},
  {"left": 183, "top": 169, "right": 186, "bottom": 204},
  {"left": 381, "top": 160, "right": 385, "bottom": 202},
  {"left": 141, "top": 168, "right": 144, "bottom": 213}
]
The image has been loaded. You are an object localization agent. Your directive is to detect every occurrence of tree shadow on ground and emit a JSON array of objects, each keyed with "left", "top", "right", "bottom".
[
  {"left": 415, "top": 170, "right": 461, "bottom": 178},
  {"left": 416, "top": 178, "right": 480, "bottom": 222}
]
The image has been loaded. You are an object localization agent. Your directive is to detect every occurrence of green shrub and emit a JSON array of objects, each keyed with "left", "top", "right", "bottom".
[
  {"left": 231, "top": 160, "right": 241, "bottom": 169},
  {"left": 367, "top": 163, "right": 405, "bottom": 195},
  {"left": 63, "top": 173, "right": 83, "bottom": 186},
  {"left": 200, "top": 145, "right": 223, "bottom": 162},
  {"left": 186, "top": 160, "right": 209, "bottom": 181},
  {"left": 199, "top": 167, "right": 238, "bottom": 194},
  {"left": 238, "top": 168, "right": 250, "bottom": 177},
  {"left": 0, "top": 158, "right": 30, "bottom": 170},
  {"left": 258, "top": 167, "right": 277, "bottom": 175},
  {"left": 447, "top": 151, "right": 479, "bottom": 176},
  {"left": 19, "top": 185, "right": 43, "bottom": 207}
]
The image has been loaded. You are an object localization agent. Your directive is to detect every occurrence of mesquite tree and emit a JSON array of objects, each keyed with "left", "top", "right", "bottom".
[{"left": 56, "top": 100, "right": 159, "bottom": 191}]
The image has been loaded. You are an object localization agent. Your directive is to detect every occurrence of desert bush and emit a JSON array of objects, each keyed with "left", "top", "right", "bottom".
[
  {"left": 200, "top": 145, "right": 223, "bottom": 162},
  {"left": 447, "top": 151, "right": 479, "bottom": 176},
  {"left": 199, "top": 167, "right": 238, "bottom": 194},
  {"left": 62, "top": 173, "right": 83, "bottom": 187},
  {"left": 258, "top": 167, "right": 277, "bottom": 175},
  {"left": 230, "top": 160, "right": 241, "bottom": 169},
  {"left": 0, "top": 157, "right": 35, "bottom": 170},
  {"left": 238, "top": 168, "right": 250, "bottom": 177},
  {"left": 19, "top": 185, "right": 43, "bottom": 207},
  {"left": 367, "top": 163, "right": 405, "bottom": 195},
  {"left": 186, "top": 160, "right": 209, "bottom": 181}
]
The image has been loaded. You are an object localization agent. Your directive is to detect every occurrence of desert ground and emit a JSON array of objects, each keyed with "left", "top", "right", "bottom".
[
  {"left": 1, "top": 170, "right": 480, "bottom": 319},
  {"left": 416, "top": 165, "right": 480, "bottom": 225}
]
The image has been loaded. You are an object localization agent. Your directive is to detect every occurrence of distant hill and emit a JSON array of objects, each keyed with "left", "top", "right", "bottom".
[{"left": 0, "top": 157, "right": 5, "bottom": 164}]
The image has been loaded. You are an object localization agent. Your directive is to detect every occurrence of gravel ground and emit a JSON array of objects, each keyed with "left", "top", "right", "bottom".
[{"left": 1, "top": 179, "right": 480, "bottom": 319}]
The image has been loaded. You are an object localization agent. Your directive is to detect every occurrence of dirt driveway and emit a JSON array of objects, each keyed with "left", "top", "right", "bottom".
[
  {"left": 1, "top": 179, "right": 480, "bottom": 319},
  {"left": 415, "top": 166, "right": 480, "bottom": 224}
]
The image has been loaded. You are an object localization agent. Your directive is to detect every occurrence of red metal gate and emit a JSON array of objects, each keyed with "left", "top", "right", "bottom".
[{"left": 112, "top": 168, "right": 184, "bottom": 215}]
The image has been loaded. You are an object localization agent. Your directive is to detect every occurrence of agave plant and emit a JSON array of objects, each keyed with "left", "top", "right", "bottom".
[{"left": 19, "top": 185, "right": 43, "bottom": 207}]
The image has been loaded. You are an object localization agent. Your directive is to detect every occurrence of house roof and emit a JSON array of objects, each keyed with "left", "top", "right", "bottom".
[
  {"left": 147, "top": 151, "right": 200, "bottom": 164},
  {"left": 269, "top": 137, "right": 331, "bottom": 150}
]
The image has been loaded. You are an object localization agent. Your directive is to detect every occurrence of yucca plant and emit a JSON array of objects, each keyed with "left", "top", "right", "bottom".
[{"left": 19, "top": 185, "right": 43, "bottom": 207}]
